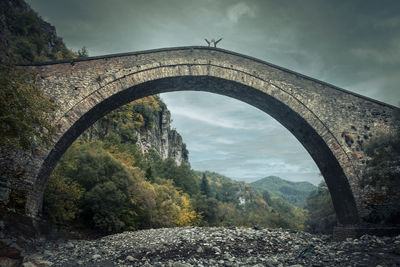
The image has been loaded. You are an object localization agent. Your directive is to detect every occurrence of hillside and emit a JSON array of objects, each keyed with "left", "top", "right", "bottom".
[
  {"left": 250, "top": 176, "right": 316, "bottom": 208},
  {"left": 193, "top": 171, "right": 306, "bottom": 229},
  {"left": 0, "top": 0, "right": 75, "bottom": 63}
]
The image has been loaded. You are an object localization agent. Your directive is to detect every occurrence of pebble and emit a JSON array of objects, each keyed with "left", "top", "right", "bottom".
[
  {"left": 18, "top": 227, "right": 400, "bottom": 266},
  {"left": 126, "top": 255, "right": 135, "bottom": 261},
  {"left": 92, "top": 254, "right": 101, "bottom": 260},
  {"left": 213, "top": 246, "right": 221, "bottom": 253},
  {"left": 22, "top": 263, "right": 36, "bottom": 267}
]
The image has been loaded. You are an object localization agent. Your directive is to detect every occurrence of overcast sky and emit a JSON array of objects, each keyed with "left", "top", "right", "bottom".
[{"left": 26, "top": 0, "right": 400, "bottom": 185}]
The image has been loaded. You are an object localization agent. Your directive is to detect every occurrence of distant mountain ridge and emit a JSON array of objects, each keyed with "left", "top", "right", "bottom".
[{"left": 250, "top": 176, "right": 316, "bottom": 208}]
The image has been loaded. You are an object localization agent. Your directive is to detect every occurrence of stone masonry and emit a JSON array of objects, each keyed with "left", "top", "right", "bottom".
[{"left": 0, "top": 47, "right": 398, "bottom": 233}]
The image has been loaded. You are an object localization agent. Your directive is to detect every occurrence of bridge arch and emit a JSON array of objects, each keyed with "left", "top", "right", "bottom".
[{"left": 22, "top": 47, "right": 397, "bottom": 226}]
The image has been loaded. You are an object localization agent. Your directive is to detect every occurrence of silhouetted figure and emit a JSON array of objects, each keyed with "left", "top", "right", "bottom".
[{"left": 205, "top": 38, "right": 223, "bottom": 47}]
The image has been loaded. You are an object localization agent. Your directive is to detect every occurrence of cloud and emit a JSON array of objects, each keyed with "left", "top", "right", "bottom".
[
  {"left": 170, "top": 105, "right": 277, "bottom": 131},
  {"left": 163, "top": 92, "right": 281, "bottom": 131},
  {"left": 169, "top": 105, "right": 243, "bottom": 129},
  {"left": 351, "top": 44, "right": 400, "bottom": 64},
  {"left": 226, "top": 2, "right": 255, "bottom": 23}
]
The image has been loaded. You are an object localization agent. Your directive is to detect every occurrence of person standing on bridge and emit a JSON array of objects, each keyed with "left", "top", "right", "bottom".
[{"left": 205, "top": 38, "right": 222, "bottom": 47}]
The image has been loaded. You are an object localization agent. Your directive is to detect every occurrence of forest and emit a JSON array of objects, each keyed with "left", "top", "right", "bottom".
[{"left": 43, "top": 96, "right": 309, "bottom": 234}]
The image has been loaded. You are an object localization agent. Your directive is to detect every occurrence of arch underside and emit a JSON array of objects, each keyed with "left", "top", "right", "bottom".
[{"left": 31, "top": 75, "right": 360, "bottom": 225}]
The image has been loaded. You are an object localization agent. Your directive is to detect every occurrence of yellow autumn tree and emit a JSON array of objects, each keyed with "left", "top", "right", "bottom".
[
  {"left": 175, "top": 194, "right": 202, "bottom": 226},
  {"left": 150, "top": 179, "right": 201, "bottom": 228}
]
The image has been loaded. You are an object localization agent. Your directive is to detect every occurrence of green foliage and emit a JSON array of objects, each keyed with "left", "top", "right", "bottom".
[
  {"left": 250, "top": 176, "right": 316, "bottom": 208},
  {"left": 361, "top": 121, "right": 400, "bottom": 224},
  {"left": 0, "top": 0, "right": 80, "bottom": 150},
  {"left": 192, "top": 171, "right": 306, "bottom": 230},
  {"left": 84, "top": 181, "right": 128, "bottom": 233},
  {"left": 200, "top": 173, "right": 211, "bottom": 197},
  {"left": 145, "top": 167, "right": 156, "bottom": 182},
  {"left": 215, "top": 202, "right": 242, "bottom": 226},
  {"left": 0, "top": 63, "right": 56, "bottom": 149},
  {"left": 262, "top": 190, "right": 272, "bottom": 204},
  {"left": 62, "top": 143, "right": 127, "bottom": 191},
  {"left": 44, "top": 174, "right": 83, "bottom": 225},
  {"left": 77, "top": 46, "right": 89, "bottom": 58},
  {"left": 44, "top": 93, "right": 309, "bottom": 234},
  {"left": 1, "top": 1, "right": 76, "bottom": 64},
  {"left": 147, "top": 156, "right": 200, "bottom": 196},
  {"left": 304, "top": 181, "right": 336, "bottom": 234},
  {"left": 193, "top": 196, "right": 219, "bottom": 226},
  {"left": 44, "top": 137, "right": 201, "bottom": 233},
  {"left": 127, "top": 96, "right": 162, "bottom": 132},
  {"left": 150, "top": 179, "right": 201, "bottom": 228},
  {"left": 83, "top": 96, "right": 163, "bottom": 144}
]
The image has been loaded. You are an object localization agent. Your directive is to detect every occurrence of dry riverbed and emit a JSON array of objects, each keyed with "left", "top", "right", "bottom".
[{"left": 5, "top": 226, "right": 400, "bottom": 266}]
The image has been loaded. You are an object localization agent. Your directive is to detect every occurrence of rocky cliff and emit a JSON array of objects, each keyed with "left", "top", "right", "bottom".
[
  {"left": 135, "top": 106, "right": 189, "bottom": 166},
  {"left": 83, "top": 97, "right": 189, "bottom": 166}
]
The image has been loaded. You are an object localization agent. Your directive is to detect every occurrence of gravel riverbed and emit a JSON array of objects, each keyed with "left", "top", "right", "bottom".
[{"left": 20, "top": 226, "right": 400, "bottom": 266}]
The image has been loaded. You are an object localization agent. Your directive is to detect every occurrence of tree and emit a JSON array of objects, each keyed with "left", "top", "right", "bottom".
[
  {"left": 77, "top": 46, "right": 89, "bottom": 58},
  {"left": 216, "top": 202, "right": 242, "bottom": 226},
  {"left": 200, "top": 173, "right": 211, "bottom": 197},
  {"left": 193, "top": 196, "right": 219, "bottom": 226},
  {"left": 304, "top": 181, "right": 336, "bottom": 234},
  {"left": 145, "top": 166, "right": 155, "bottom": 182},
  {"left": 43, "top": 173, "right": 83, "bottom": 225},
  {"left": 149, "top": 179, "right": 200, "bottom": 228},
  {"left": 262, "top": 190, "right": 272, "bottom": 205},
  {"left": 149, "top": 157, "right": 199, "bottom": 195},
  {"left": 46, "top": 140, "right": 154, "bottom": 233},
  {"left": 83, "top": 181, "right": 128, "bottom": 233}
]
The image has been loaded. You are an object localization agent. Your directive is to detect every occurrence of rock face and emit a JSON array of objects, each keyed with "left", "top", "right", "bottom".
[
  {"left": 84, "top": 102, "right": 189, "bottom": 166},
  {"left": 136, "top": 105, "right": 188, "bottom": 166}
]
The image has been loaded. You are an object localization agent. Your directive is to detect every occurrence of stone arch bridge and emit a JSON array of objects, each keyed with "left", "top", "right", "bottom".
[{"left": 0, "top": 47, "right": 398, "bottom": 237}]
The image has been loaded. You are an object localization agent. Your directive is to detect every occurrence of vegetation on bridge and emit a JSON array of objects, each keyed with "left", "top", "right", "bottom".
[
  {"left": 360, "top": 111, "right": 400, "bottom": 225},
  {"left": 0, "top": 64, "right": 57, "bottom": 149}
]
